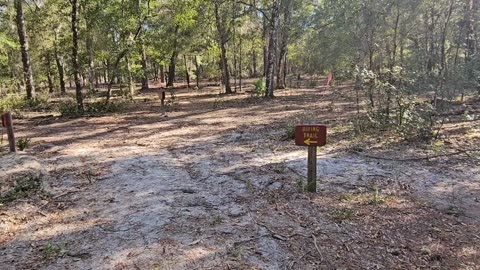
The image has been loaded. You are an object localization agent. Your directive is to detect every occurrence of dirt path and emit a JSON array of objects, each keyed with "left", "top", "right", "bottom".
[{"left": 1, "top": 87, "right": 479, "bottom": 269}]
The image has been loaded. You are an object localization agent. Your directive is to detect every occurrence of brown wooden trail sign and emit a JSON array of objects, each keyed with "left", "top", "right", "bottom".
[
  {"left": 295, "top": 125, "right": 327, "bottom": 192},
  {"left": 295, "top": 125, "right": 327, "bottom": 147}
]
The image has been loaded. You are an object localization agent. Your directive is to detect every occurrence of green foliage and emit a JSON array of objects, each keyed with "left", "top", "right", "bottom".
[
  {"left": 352, "top": 67, "right": 436, "bottom": 142},
  {"left": 282, "top": 122, "right": 296, "bottom": 141},
  {"left": 370, "top": 187, "right": 386, "bottom": 205},
  {"left": 57, "top": 99, "right": 81, "bottom": 117},
  {"left": 330, "top": 208, "right": 355, "bottom": 223},
  {"left": 43, "top": 241, "right": 67, "bottom": 259},
  {"left": 0, "top": 176, "right": 42, "bottom": 203},
  {"left": 16, "top": 137, "right": 31, "bottom": 151},
  {"left": 0, "top": 95, "right": 49, "bottom": 113},
  {"left": 395, "top": 100, "right": 435, "bottom": 141},
  {"left": 0, "top": 95, "right": 25, "bottom": 112},
  {"left": 58, "top": 99, "right": 128, "bottom": 117},
  {"left": 295, "top": 177, "right": 305, "bottom": 192},
  {"left": 339, "top": 193, "right": 354, "bottom": 202},
  {"left": 253, "top": 78, "right": 266, "bottom": 97}
]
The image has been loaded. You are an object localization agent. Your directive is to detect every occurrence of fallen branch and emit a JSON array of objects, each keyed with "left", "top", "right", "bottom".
[
  {"left": 311, "top": 234, "right": 324, "bottom": 262},
  {"left": 52, "top": 190, "right": 79, "bottom": 200},
  {"left": 288, "top": 251, "right": 310, "bottom": 270},
  {"left": 250, "top": 214, "right": 288, "bottom": 241}
]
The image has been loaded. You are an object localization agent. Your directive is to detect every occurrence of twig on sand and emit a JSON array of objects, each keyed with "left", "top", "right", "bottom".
[
  {"left": 52, "top": 190, "right": 79, "bottom": 200},
  {"left": 311, "top": 234, "right": 324, "bottom": 262},
  {"left": 288, "top": 251, "right": 310, "bottom": 270},
  {"left": 250, "top": 214, "right": 288, "bottom": 241}
]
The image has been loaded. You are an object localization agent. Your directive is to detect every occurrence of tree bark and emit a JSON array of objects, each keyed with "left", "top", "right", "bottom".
[
  {"left": 140, "top": 40, "right": 149, "bottom": 90},
  {"left": 125, "top": 54, "right": 135, "bottom": 97},
  {"left": 277, "top": 0, "right": 291, "bottom": 89},
  {"left": 71, "top": 0, "right": 84, "bottom": 111},
  {"left": 184, "top": 55, "right": 190, "bottom": 88},
  {"left": 54, "top": 36, "right": 66, "bottom": 95},
  {"left": 262, "top": 15, "right": 268, "bottom": 77},
  {"left": 265, "top": 0, "right": 280, "bottom": 98},
  {"left": 86, "top": 19, "right": 95, "bottom": 93},
  {"left": 465, "top": 0, "right": 478, "bottom": 62},
  {"left": 194, "top": 55, "right": 200, "bottom": 89},
  {"left": 252, "top": 43, "right": 257, "bottom": 77},
  {"left": 46, "top": 53, "right": 54, "bottom": 93},
  {"left": 160, "top": 64, "right": 165, "bottom": 84},
  {"left": 167, "top": 50, "right": 177, "bottom": 87},
  {"left": 214, "top": 2, "right": 232, "bottom": 94},
  {"left": 14, "top": 0, "right": 35, "bottom": 99},
  {"left": 167, "top": 26, "right": 179, "bottom": 87}
]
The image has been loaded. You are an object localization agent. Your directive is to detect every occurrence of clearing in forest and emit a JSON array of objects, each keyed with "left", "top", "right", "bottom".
[{"left": 1, "top": 82, "right": 479, "bottom": 269}]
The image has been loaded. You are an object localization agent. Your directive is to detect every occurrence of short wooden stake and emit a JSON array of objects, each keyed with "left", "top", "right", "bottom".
[
  {"left": 307, "top": 146, "right": 317, "bottom": 192},
  {"left": 161, "top": 91, "right": 166, "bottom": 108},
  {"left": 3, "top": 112, "right": 16, "bottom": 153}
]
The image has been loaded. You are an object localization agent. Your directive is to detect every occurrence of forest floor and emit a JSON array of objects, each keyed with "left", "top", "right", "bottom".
[{"left": 1, "top": 81, "right": 479, "bottom": 269}]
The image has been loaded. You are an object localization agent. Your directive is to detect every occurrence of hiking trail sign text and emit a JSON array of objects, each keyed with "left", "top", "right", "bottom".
[
  {"left": 295, "top": 124, "right": 327, "bottom": 193},
  {"left": 295, "top": 125, "right": 327, "bottom": 147}
]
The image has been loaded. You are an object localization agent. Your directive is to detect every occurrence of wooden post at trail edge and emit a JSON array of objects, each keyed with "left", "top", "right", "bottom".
[
  {"left": 161, "top": 91, "right": 166, "bottom": 108},
  {"left": 2, "top": 112, "right": 16, "bottom": 152},
  {"left": 295, "top": 125, "right": 327, "bottom": 193},
  {"left": 307, "top": 146, "right": 317, "bottom": 192}
]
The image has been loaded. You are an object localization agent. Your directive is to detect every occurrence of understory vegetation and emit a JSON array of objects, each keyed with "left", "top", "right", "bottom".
[{"left": 0, "top": 0, "right": 478, "bottom": 141}]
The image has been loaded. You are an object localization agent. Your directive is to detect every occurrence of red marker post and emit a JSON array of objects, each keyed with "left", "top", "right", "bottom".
[{"left": 295, "top": 125, "right": 327, "bottom": 192}]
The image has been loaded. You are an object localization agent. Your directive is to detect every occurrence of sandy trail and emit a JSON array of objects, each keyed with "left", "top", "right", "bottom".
[{"left": 1, "top": 88, "right": 479, "bottom": 269}]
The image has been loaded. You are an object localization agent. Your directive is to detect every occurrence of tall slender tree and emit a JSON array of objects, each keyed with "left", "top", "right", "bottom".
[
  {"left": 14, "top": 0, "right": 34, "bottom": 99},
  {"left": 71, "top": 0, "right": 83, "bottom": 111}
]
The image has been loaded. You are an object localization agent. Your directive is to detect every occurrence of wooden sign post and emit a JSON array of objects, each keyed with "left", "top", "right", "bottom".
[
  {"left": 295, "top": 125, "right": 327, "bottom": 192},
  {"left": 2, "top": 112, "right": 16, "bottom": 153},
  {"left": 161, "top": 91, "right": 166, "bottom": 108}
]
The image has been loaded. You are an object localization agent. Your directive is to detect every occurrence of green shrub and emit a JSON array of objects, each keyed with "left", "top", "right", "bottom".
[
  {"left": 253, "top": 78, "right": 266, "bottom": 97},
  {"left": 16, "top": 137, "right": 31, "bottom": 151},
  {"left": 57, "top": 99, "right": 81, "bottom": 117},
  {"left": 0, "top": 95, "right": 26, "bottom": 112},
  {"left": 0, "top": 94, "right": 49, "bottom": 113},
  {"left": 0, "top": 176, "right": 42, "bottom": 203},
  {"left": 57, "top": 98, "right": 128, "bottom": 117},
  {"left": 396, "top": 101, "right": 435, "bottom": 141}
]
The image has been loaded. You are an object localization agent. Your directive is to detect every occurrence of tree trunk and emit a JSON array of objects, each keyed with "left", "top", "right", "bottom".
[
  {"left": 106, "top": 50, "right": 128, "bottom": 102},
  {"left": 262, "top": 15, "right": 268, "bottom": 77},
  {"left": 277, "top": 0, "right": 291, "bottom": 89},
  {"left": 71, "top": 0, "right": 84, "bottom": 112},
  {"left": 239, "top": 30, "right": 242, "bottom": 92},
  {"left": 214, "top": 2, "right": 232, "bottom": 94},
  {"left": 14, "top": 0, "right": 35, "bottom": 99},
  {"left": 184, "top": 55, "right": 190, "bottom": 88},
  {"left": 125, "top": 55, "right": 135, "bottom": 97},
  {"left": 465, "top": 0, "right": 478, "bottom": 62},
  {"left": 160, "top": 64, "right": 165, "bottom": 84},
  {"left": 265, "top": 1, "right": 280, "bottom": 98},
  {"left": 167, "top": 26, "right": 179, "bottom": 87},
  {"left": 167, "top": 50, "right": 177, "bottom": 87},
  {"left": 252, "top": 43, "right": 257, "bottom": 77},
  {"left": 140, "top": 40, "right": 149, "bottom": 90},
  {"left": 194, "top": 55, "right": 200, "bottom": 89},
  {"left": 46, "top": 54, "right": 54, "bottom": 94},
  {"left": 434, "top": 0, "right": 455, "bottom": 105},
  {"left": 86, "top": 21, "right": 95, "bottom": 93},
  {"left": 390, "top": 3, "right": 400, "bottom": 70},
  {"left": 54, "top": 36, "right": 66, "bottom": 95},
  {"left": 153, "top": 62, "right": 158, "bottom": 81}
]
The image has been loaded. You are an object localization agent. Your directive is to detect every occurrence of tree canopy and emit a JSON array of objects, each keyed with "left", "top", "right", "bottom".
[{"left": 0, "top": 0, "right": 478, "bottom": 102}]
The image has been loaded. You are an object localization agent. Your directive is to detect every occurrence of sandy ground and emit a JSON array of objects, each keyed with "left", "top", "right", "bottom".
[{"left": 1, "top": 83, "right": 479, "bottom": 269}]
